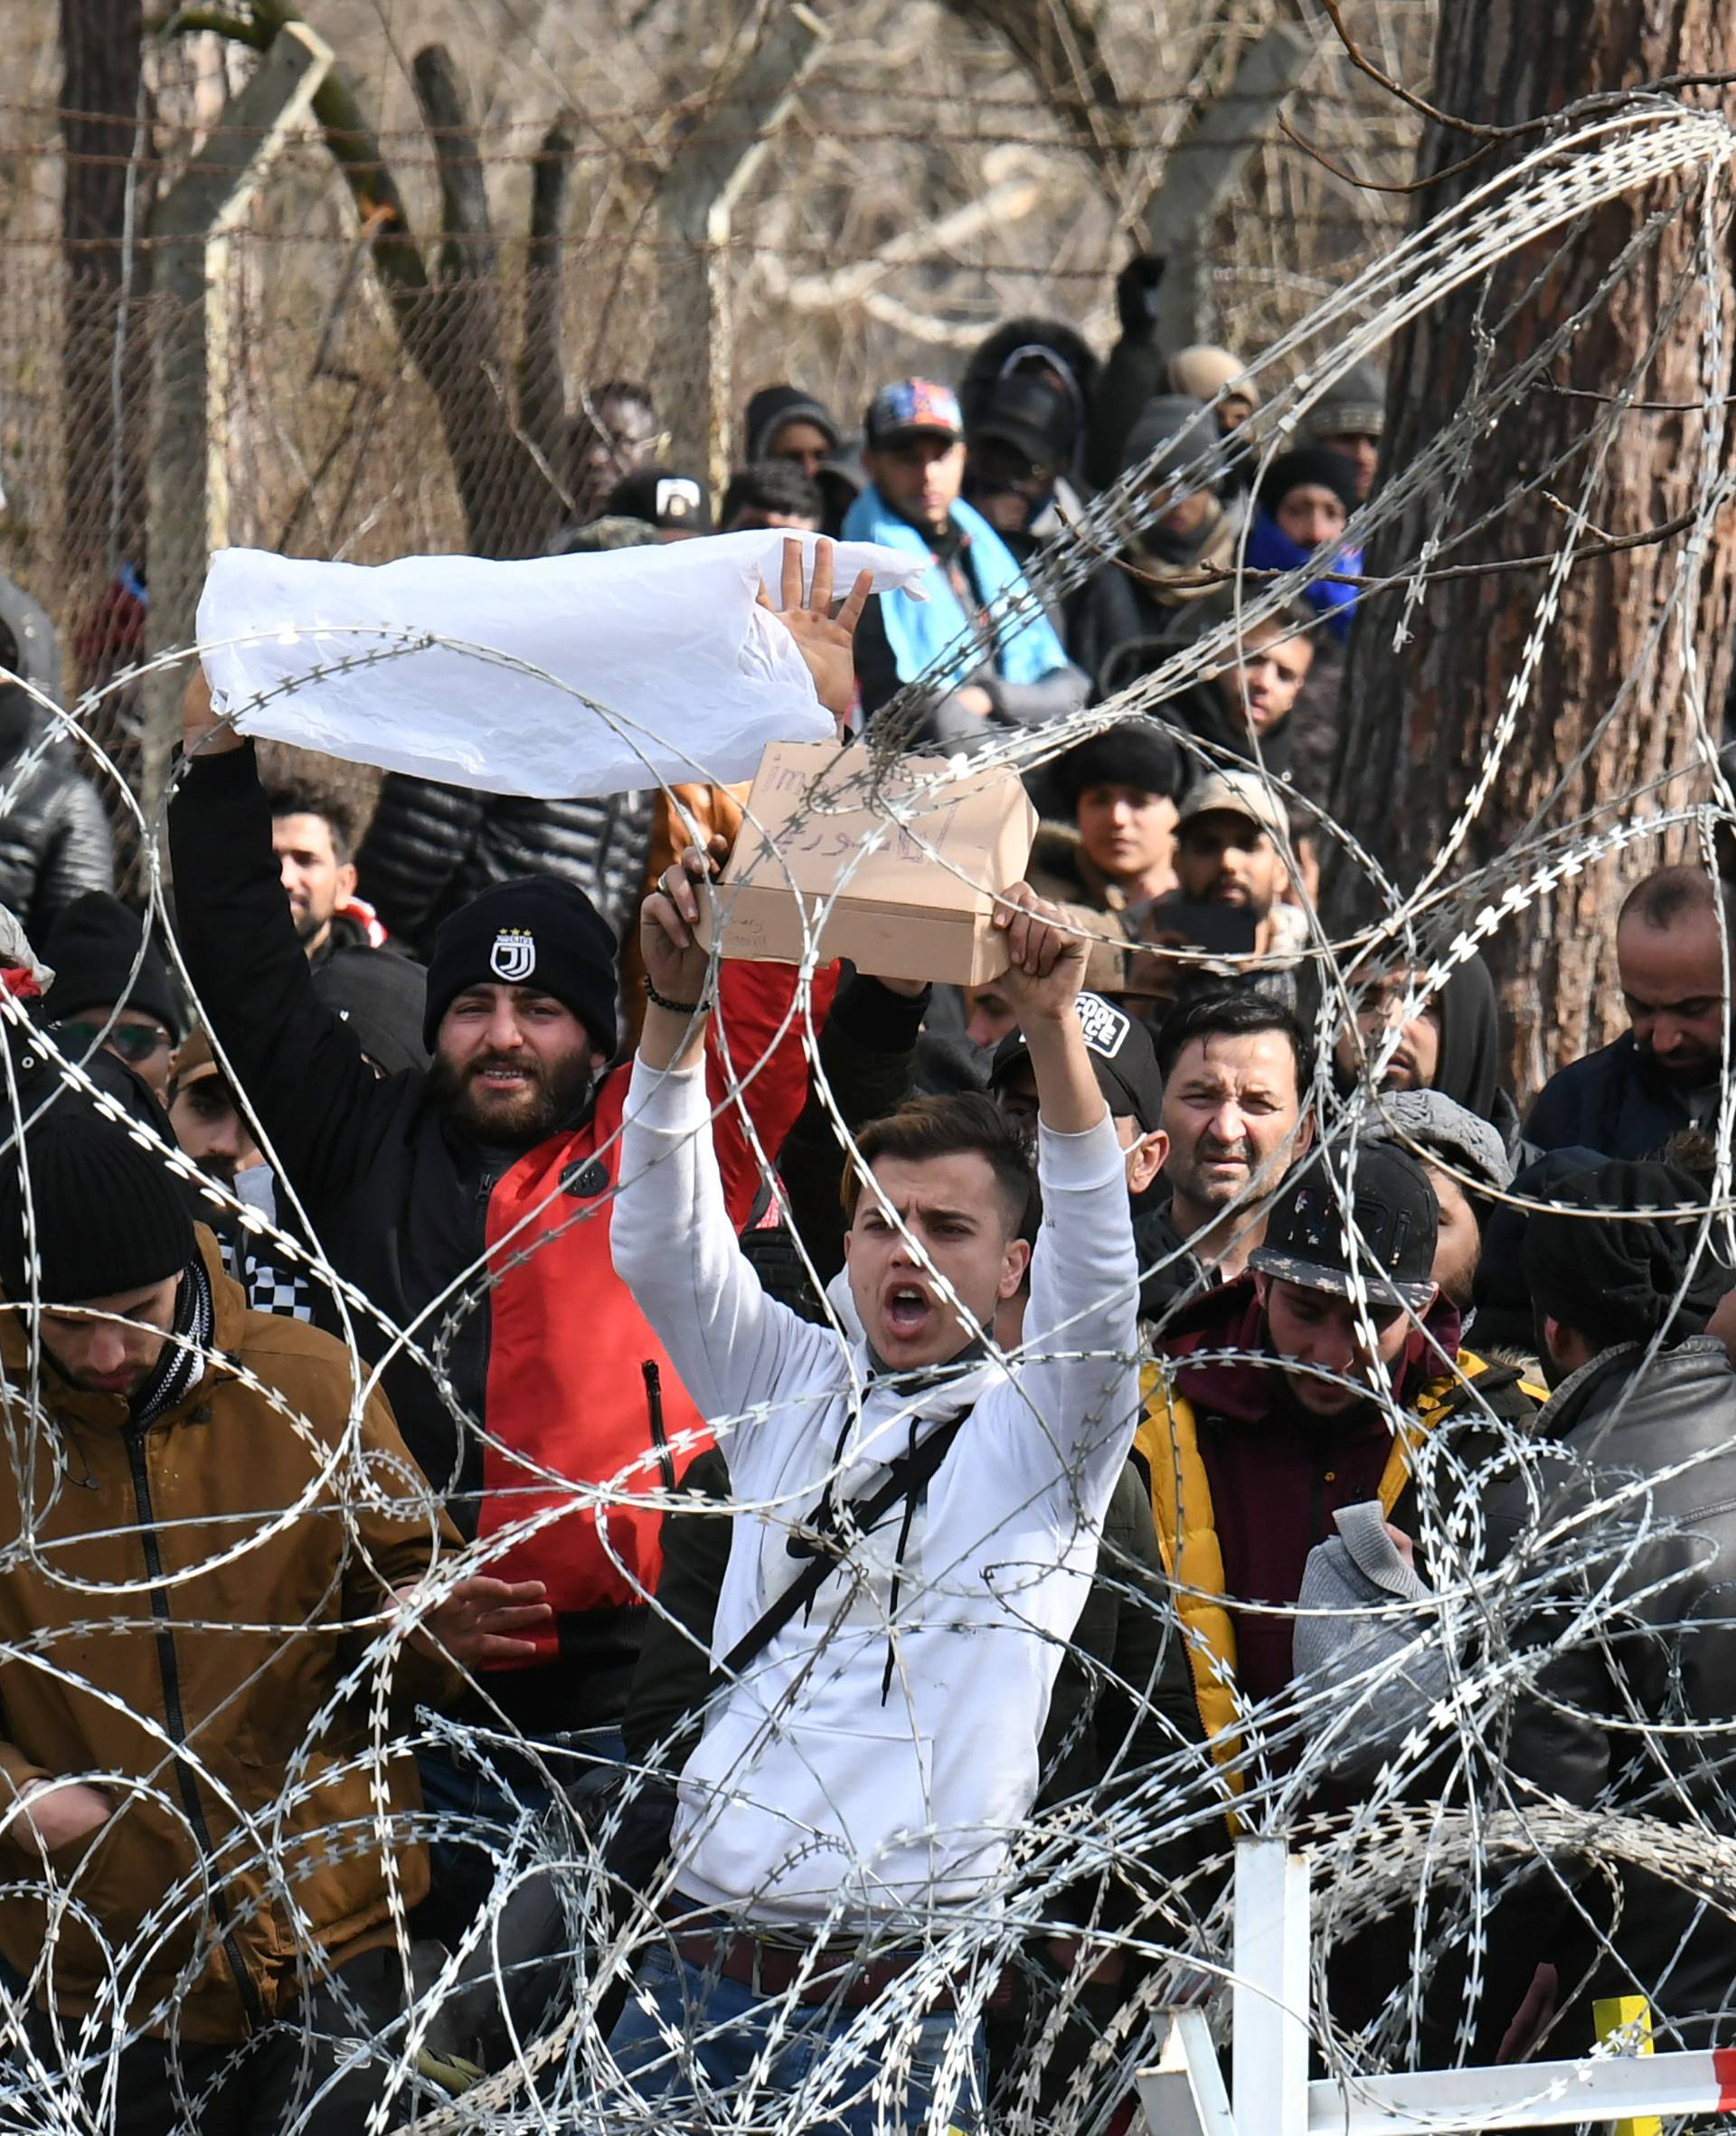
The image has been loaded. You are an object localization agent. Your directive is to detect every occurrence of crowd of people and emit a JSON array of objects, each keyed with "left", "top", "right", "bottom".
[{"left": 0, "top": 251, "right": 1732, "bottom": 2136}]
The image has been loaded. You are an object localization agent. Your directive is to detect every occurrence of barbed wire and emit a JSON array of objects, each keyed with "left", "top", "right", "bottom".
[{"left": 0, "top": 42, "right": 1734, "bottom": 2136}]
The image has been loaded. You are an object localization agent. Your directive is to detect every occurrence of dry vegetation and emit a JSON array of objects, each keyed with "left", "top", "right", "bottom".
[{"left": 2, "top": 0, "right": 1431, "bottom": 652}]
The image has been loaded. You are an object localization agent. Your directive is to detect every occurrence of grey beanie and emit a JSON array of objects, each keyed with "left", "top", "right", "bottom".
[
  {"left": 1308, "top": 359, "right": 1386, "bottom": 442},
  {"left": 1364, "top": 1087, "right": 1514, "bottom": 1192},
  {"left": 1120, "top": 393, "right": 1210, "bottom": 477}
]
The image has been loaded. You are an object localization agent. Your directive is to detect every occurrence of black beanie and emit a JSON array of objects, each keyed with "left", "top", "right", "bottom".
[
  {"left": 1256, "top": 447, "right": 1360, "bottom": 523},
  {"left": 41, "top": 893, "right": 182, "bottom": 1037},
  {"left": 0, "top": 1104, "right": 195, "bottom": 1304},
  {"left": 744, "top": 383, "right": 840, "bottom": 464},
  {"left": 1055, "top": 723, "right": 1187, "bottom": 813},
  {"left": 423, "top": 877, "right": 619, "bottom": 1054},
  {"left": 1523, "top": 1158, "right": 1732, "bottom": 1350},
  {"left": 314, "top": 947, "right": 431, "bottom": 1078}
]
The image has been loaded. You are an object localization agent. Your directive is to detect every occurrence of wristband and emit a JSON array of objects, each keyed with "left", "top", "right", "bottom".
[{"left": 645, "top": 979, "right": 712, "bottom": 1017}]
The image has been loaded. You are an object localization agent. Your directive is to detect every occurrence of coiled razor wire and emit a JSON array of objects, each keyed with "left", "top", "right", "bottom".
[{"left": 0, "top": 91, "right": 1734, "bottom": 2134}]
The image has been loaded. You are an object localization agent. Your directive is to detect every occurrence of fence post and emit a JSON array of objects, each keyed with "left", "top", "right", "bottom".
[
  {"left": 658, "top": 5, "right": 829, "bottom": 498},
  {"left": 141, "top": 21, "right": 331, "bottom": 822},
  {"left": 1144, "top": 25, "right": 1316, "bottom": 357},
  {"left": 1231, "top": 1835, "right": 1312, "bottom": 2136}
]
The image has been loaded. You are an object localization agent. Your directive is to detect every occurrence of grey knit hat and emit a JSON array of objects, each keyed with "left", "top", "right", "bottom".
[
  {"left": 1119, "top": 393, "right": 1210, "bottom": 477},
  {"left": 1307, "top": 359, "right": 1386, "bottom": 442},
  {"left": 1364, "top": 1087, "right": 1513, "bottom": 1192}
]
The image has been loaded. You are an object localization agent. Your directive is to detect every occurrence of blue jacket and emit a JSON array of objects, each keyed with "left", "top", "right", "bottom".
[{"left": 1524, "top": 1032, "right": 1694, "bottom": 1160}]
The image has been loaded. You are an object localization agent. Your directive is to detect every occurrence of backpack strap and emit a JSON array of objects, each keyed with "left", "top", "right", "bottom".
[{"left": 716, "top": 1410, "right": 970, "bottom": 1683}]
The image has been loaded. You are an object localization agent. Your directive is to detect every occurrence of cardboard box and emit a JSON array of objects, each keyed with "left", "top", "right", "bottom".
[{"left": 695, "top": 742, "right": 1039, "bottom": 987}]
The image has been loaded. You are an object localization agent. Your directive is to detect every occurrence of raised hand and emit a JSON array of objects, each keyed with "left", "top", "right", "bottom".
[
  {"left": 993, "top": 882, "right": 1089, "bottom": 1025},
  {"left": 640, "top": 837, "right": 727, "bottom": 1013},
  {"left": 181, "top": 666, "right": 240, "bottom": 759},
  {"left": 757, "top": 536, "right": 873, "bottom": 722}
]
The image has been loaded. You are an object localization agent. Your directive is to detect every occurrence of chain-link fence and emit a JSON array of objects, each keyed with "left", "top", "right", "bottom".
[{"left": 1, "top": 0, "right": 1427, "bottom": 872}]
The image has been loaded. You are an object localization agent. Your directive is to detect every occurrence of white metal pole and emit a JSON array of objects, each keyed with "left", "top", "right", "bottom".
[{"left": 1231, "top": 1837, "right": 1312, "bottom": 2136}]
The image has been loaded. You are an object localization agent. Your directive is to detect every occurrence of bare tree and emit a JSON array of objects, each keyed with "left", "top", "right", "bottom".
[
  {"left": 1327, "top": 0, "right": 1736, "bottom": 1097},
  {"left": 60, "top": 0, "right": 151, "bottom": 603},
  {"left": 171, "top": 0, "right": 572, "bottom": 558}
]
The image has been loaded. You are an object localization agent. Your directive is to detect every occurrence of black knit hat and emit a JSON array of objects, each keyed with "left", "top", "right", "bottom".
[
  {"left": 423, "top": 877, "right": 619, "bottom": 1054},
  {"left": 1524, "top": 1159, "right": 1731, "bottom": 1349},
  {"left": 41, "top": 893, "right": 182, "bottom": 1037},
  {"left": 314, "top": 947, "right": 431, "bottom": 1077},
  {"left": 744, "top": 383, "right": 840, "bottom": 464},
  {"left": 1055, "top": 723, "right": 1187, "bottom": 812},
  {"left": 0, "top": 1104, "right": 195, "bottom": 1304},
  {"left": 1256, "top": 447, "right": 1360, "bottom": 522}
]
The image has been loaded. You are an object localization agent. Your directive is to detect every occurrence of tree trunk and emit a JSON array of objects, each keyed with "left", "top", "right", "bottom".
[
  {"left": 60, "top": 0, "right": 151, "bottom": 609},
  {"left": 1328, "top": 0, "right": 1736, "bottom": 1103},
  {"left": 405, "top": 45, "right": 552, "bottom": 559}
]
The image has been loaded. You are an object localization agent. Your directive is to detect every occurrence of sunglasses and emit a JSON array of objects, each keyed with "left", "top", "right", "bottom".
[{"left": 54, "top": 1018, "right": 173, "bottom": 1064}]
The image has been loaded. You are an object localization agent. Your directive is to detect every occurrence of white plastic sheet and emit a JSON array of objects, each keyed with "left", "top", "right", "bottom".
[{"left": 195, "top": 533, "right": 929, "bottom": 799}]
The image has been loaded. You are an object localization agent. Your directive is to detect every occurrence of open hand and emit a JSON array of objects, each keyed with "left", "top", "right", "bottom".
[
  {"left": 394, "top": 1574, "right": 552, "bottom": 1668},
  {"left": 993, "top": 883, "right": 1089, "bottom": 1023},
  {"left": 758, "top": 536, "right": 873, "bottom": 722}
]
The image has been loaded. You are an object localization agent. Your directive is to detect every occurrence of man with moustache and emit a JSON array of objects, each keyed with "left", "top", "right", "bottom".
[
  {"left": 1149, "top": 993, "right": 1315, "bottom": 1288},
  {"left": 1528, "top": 865, "right": 1733, "bottom": 1158}
]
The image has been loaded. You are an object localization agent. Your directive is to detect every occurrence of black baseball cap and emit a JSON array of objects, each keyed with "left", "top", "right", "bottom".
[
  {"left": 990, "top": 992, "right": 1165, "bottom": 1132},
  {"left": 1249, "top": 1145, "right": 1438, "bottom": 1309}
]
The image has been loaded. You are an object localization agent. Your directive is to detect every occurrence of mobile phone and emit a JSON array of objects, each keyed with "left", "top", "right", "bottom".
[{"left": 1143, "top": 898, "right": 1260, "bottom": 959}]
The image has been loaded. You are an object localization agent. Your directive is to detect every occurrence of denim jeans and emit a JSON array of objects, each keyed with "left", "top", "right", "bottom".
[
  {"left": 412, "top": 1722, "right": 625, "bottom": 1944},
  {"left": 605, "top": 1940, "right": 986, "bottom": 2134}
]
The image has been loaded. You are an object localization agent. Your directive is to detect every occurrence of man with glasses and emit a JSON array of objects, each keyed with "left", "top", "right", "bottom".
[{"left": 39, "top": 890, "right": 181, "bottom": 1102}]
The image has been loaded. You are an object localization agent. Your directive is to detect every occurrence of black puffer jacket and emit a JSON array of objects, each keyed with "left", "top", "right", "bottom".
[
  {"left": 1487, "top": 1334, "right": 1736, "bottom": 2038},
  {"left": 354, "top": 774, "right": 653, "bottom": 956},
  {"left": 0, "top": 737, "right": 115, "bottom": 940}
]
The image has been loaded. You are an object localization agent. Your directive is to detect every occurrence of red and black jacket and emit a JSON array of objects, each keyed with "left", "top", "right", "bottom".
[{"left": 169, "top": 742, "right": 832, "bottom": 1727}]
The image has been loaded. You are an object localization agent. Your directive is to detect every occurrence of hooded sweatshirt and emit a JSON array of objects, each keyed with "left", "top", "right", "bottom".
[
  {"left": 1145, "top": 1276, "right": 1462, "bottom": 1715},
  {"left": 610, "top": 1055, "right": 1139, "bottom": 1924}
]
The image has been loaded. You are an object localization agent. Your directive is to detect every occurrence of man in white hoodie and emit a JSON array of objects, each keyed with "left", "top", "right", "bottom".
[{"left": 605, "top": 705, "right": 1141, "bottom": 2132}]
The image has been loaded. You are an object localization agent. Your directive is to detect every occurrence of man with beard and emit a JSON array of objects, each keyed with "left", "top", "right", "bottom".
[
  {"left": 0, "top": 1101, "right": 533, "bottom": 2134},
  {"left": 1528, "top": 865, "right": 1731, "bottom": 1158},
  {"left": 165, "top": 553, "right": 854, "bottom": 1868},
  {"left": 264, "top": 777, "right": 392, "bottom": 969},
  {"left": 165, "top": 1027, "right": 259, "bottom": 1186},
  {"left": 1147, "top": 770, "right": 1306, "bottom": 1011},
  {"left": 1332, "top": 946, "right": 1525, "bottom": 1158}
]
